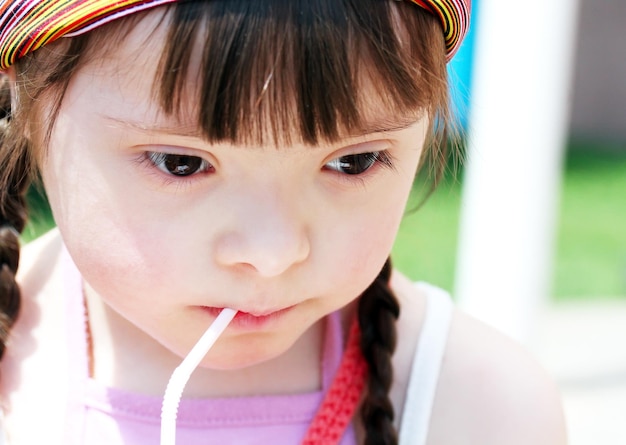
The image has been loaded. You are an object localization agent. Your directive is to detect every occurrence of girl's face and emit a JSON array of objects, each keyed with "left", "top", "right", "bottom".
[{"left": 39, "top": 12, "right": 429, "bottom": 370}]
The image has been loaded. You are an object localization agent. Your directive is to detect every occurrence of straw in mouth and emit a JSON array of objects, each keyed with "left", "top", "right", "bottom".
[{"left": 160, "top": 307, "right": 237, "bottom": 445}]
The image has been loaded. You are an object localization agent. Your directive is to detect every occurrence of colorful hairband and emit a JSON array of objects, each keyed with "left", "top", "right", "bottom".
[{"left": 0, "top": 0, "right": 470, "bottom": 70}]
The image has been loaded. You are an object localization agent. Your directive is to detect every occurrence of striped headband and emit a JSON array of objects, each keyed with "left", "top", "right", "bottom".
[{"left": 0, "top": 0, "right": 470, "bottom": 70}]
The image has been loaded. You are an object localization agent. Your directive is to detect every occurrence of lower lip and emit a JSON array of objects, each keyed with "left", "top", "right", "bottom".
[{"left": 199, "top": 306, "right": 293, "bottom": 330}]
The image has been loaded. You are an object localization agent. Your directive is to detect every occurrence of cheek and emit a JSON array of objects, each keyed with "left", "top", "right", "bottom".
[
  {"left": 322, "top": 184, "right": 410, "bottom": 299},
  {"left": 41, "top": 146, "right": 171, "bottom": 305},
  {"left": 353, "top": 204, "right": 404, "bottom": 270}
]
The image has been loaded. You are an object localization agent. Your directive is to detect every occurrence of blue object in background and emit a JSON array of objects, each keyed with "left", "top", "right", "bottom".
[{"left": 448, "top": 0, "right": 478, "bottom": 128}]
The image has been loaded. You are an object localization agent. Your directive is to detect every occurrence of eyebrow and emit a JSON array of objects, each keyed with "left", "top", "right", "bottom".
[
  {"left": 354, "top": 116, "right": 421, "bottom": 135},
  {"left": 100, "top": 113, "right": 421, "bottom": 142},
  {"left": 101, "top": 115, "right": 203, "bottom": 138}
]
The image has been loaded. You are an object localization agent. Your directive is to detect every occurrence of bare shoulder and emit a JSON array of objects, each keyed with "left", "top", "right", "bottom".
[
  {"left": 17, "top": 227, "right": 64, "bottom": 291},
  {"left": 11, "top": 227, "right": 65, "bottom": 347},
  {"left": 388, "top": 270, "right": 428, "bottom": 418},
  {"left": 1, "top": 228, "right": 70, "bottom": 443},
  {"left": 391, "top": 272, "right": 567, "bottom": 445},
  {"left": 427, "top": 309, "right": 567, "bottom": 444}
]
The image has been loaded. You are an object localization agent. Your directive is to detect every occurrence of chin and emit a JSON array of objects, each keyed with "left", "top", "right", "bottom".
[{"left": 196, "top": 337, "right": 293, "bottom": 371}]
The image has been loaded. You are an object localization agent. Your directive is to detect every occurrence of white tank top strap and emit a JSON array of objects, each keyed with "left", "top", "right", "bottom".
[{"left": 398, "top": 282, "right": 454, "bottom": 445}]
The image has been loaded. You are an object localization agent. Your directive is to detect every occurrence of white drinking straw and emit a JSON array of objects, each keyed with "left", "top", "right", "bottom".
[{"left": 160, "top": 308, "right": 237, "bottom": 445}]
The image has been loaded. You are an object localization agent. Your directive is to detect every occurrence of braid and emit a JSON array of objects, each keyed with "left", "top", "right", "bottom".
[
  {"left": 358, "top": 258, "right": 400, "bottom": 445},
  {"left": 0, "top": 74, "right": 30, "bottom": 360},
  {"left": 0, "top": 226, "right": 22, "bottom": 358},
  {"left": 0, "top": 26, "right": 98, "bottom": 364}
]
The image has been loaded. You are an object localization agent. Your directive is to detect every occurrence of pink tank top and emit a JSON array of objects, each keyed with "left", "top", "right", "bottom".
[{"left": 61, "top": 250, "right": 357, "bottom": 444}]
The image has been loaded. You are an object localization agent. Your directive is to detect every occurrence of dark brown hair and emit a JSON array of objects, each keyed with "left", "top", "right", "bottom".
[{"left": 0, "top": 1, "right": 450, "bottom": 443}]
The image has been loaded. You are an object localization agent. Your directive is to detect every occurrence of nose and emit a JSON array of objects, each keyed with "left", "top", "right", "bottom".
[{"left": 213, "top": 187, "right": 311, "bottom": 277}]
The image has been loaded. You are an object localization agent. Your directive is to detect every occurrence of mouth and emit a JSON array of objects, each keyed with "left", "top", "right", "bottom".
[{"left": 198, "top": 305, "right": 295, "bottom": 329}]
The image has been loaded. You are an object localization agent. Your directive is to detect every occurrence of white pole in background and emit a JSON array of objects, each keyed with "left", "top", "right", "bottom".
[{"left": 455, "top": 0, "right": 581, "bottom": 344}]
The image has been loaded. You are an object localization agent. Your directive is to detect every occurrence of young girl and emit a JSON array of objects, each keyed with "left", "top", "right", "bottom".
[{"left": 0, "top": 1, "right": 566, "bottom": 444}]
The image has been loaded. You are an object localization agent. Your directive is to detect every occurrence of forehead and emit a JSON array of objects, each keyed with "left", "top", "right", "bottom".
[{"left": 73, "top": 4, "right": 426, "bottom": 147}]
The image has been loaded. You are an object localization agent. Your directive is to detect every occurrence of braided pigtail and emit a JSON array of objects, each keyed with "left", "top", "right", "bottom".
[
  {"left": 358, "top": 259, "right": 400, "bottom": 445},
  {"left": 0, "top": 74, "right": 30, "bottom": 360},
  {"left": 0, "top": 26, "right": 92, "bottom": 361}
]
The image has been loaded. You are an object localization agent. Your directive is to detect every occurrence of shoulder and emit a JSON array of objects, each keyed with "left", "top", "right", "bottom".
[
  {"left": 16, "top": 227, "right": 64, "bottom": 290},
  {"left": 390, "top": 271, "right": 567, "bottom": 445},
  {"left": 10, "top": 227, "right": 67, "bottom": 358},
  {"left": 429, "top": 309, "right": 567, "bottom": 445},
  {"left": 1, "top": 228, "right": 71, "bottom": 444}
]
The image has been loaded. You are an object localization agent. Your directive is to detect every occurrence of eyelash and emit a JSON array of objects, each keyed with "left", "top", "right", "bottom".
[
  {"left": 136, "top": 151, "right": 214, "bottom": 187},
  {"left": 137, "top": 149, "right": 395, "bottom": 185},
  {"left": 324, "top": 150, "right": 396, "bottom": 178}
]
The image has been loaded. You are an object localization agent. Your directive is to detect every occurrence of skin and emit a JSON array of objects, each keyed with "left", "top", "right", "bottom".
[
  {"left": 38, "top": 12, "right": 427, "bottom": 396},
  {"left": 0, "top": 8, "right": 568, "bottom": 445}
]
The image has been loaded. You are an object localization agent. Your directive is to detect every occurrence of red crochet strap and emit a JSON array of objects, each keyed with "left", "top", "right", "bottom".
[{"left": 301, "top": 317, "right": 368, "bottom": 444}]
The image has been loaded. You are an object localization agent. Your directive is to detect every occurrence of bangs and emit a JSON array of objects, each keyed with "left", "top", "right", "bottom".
[
  {"left": 150, "top": 0, "right": 448, "bottom": 146},
  {"left": 13, "top": 0, "right": 450, "bottom": 161}
]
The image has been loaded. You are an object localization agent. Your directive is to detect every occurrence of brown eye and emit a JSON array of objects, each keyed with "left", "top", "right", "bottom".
[
  {"left": 147, "top": 152, "right": 213, "bottom": 177},
  {"left": 325, "top": 152, "right": 380, "bottom": 175}
]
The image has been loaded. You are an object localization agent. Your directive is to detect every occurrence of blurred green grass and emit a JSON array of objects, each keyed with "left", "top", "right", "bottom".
[
  {"left": 553, "top": 143, "right": 626, "bottom": 299},
  {"left": 22, "top": 143, "right": 626, "bottom": 299},
  {"left": 22, "top": 183, "right": 54, "bottom": 243},
  {"left": 391, "top": 142, "right": 626, "bottom": 299},
  {"left": 392, "top": 178, "right": 462, "bottom": 292}
]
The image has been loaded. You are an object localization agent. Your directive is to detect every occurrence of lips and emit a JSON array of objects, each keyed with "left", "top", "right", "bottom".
[{"left": 198, "top": 305, "right": 295, "bottom": 329}]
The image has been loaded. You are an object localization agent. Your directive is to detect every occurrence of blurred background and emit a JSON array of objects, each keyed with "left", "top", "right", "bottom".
[
  {"left": 21, "top": 0, "right": 625, "bottom": 443},
  {"left": 393, "top": 0, "right": 626, "bottom": 443}
]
